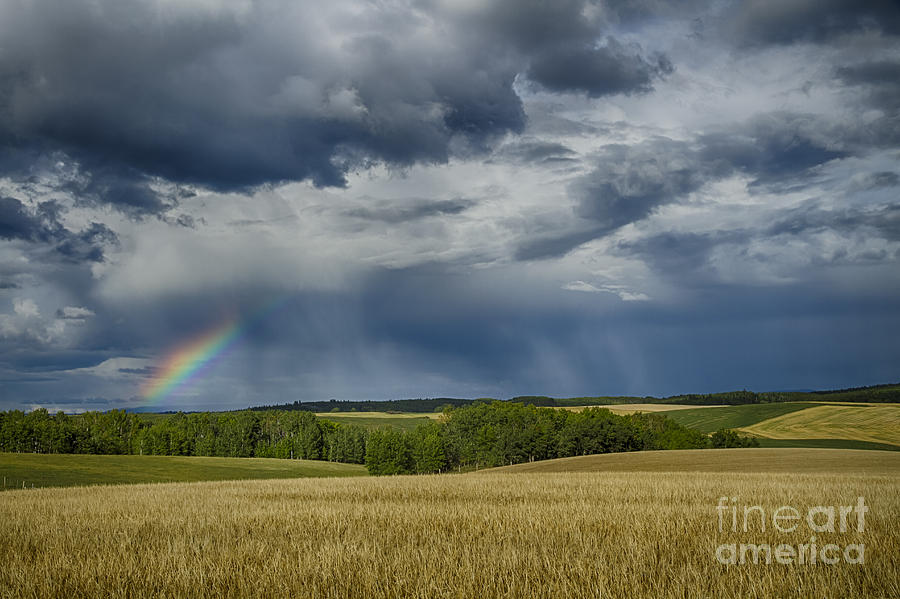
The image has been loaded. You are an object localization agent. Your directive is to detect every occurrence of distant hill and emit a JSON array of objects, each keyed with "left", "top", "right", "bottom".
[
  {"left": 249, "top": 397, "right": 477, "bottom": 413},
  {"left": 250, "top": 383, "right": 900, "bottom": 412}
]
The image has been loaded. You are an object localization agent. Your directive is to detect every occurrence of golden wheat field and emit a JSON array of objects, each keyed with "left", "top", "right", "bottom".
[{"left": 1, "top": 449, "right": 898, "bottom": 598}]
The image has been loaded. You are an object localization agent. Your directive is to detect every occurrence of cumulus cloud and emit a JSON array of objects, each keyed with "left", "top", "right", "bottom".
[{"left": 13, "top": 298, "right": 39, "bottom": 318}]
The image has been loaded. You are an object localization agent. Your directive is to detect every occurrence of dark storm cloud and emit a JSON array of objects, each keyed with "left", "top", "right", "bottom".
[
  {"left": 574, "top": 138, "right": 704, "bottom": 228},
  {"left": 475, "top": 1, "right": 675, "bottom": 97},
  {"left": 491, "top": 139, "right": 578, "bottom": 165},
  {"left": 515, "top": 112, "right": 855, "bottom": 260},
  {"left": 2, "top": 0, "right": 898, "bottom": 411},
  {"left": 835, "top": 60, "right": 900, "bottom": 112},
  {"left": 514, "top": 138, "right": 709, "bottom": 260},
  {"left": 515, "top": 228, "right": 606, "bottom": 262},
  {"left": 0, "top": 349, "right": 112, "bottom": 374},
  {"left": 614, "top": 203, "right": 900, "bottom": 285},
  {"left": 726, "top": 0, "right": 900, "bottom": 46},
  {"left": 526, "top": 39, "right": 674, "bottom": 98},
  {"left": 860, "top": 171, "right": 900, "bottom": 189},
  {"left": 615, "top": 231, "right": 745, "bottom": 280},
  {"left": 68, "top": 168, "right": 176, "bottom": 218},
  {"left": 117, "top": 366, "right": 155, "bottom": 376},
  {"left": 344, "top": 198, "right": 475, "bottom": 224},
  {"left": 0, "top": 197, "right": 117, "bottom": 262},
  {"left": 55, "top": 223, "right": 119, "bottom": 263},
  {"left": 0, "top": 0, "right": 686, "bottom": 209},
  {"left": 0, "top": 0, "right": 537, "bottom": 203},
  {"left": 698, "top": 112, "right": 849, "bottom": 187},
  {"left": 472, "top": 0, "right": 599, "bottom": 50},
  {"left": 3, "top": 258, "right": 899, "bottom": 409},
  {"left": 767, "top": 204, "right": 900, "bottom": 242}
]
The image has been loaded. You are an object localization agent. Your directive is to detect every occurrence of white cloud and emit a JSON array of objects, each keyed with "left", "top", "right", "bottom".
[
  {"left": 57, "top": 306, "right": 95, "bottom": 320},
  {"left": 13, "top": 298, "right": 39, "bottom": 318},
  {"left": 562, "top": 281, "right": 650, "bottom": 301}
]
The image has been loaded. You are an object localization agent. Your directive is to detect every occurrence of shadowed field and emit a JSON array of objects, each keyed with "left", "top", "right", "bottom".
[
  {"left": 0, "top": 453, "right": 366, "bottom": 490},
  {"left": 1, "top": 452, "right": 897, "bottom": 598},
  {"left": 482, "top": 447, "right": 900, "bottom": 475}
]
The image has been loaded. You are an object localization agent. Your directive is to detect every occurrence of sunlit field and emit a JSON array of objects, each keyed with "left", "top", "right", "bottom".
[
  {"left": 1, "top": 449, "right": 897, "bottom": 598},
  {"left": 739, "top": 404, "right": 900, "bottom": 447},
  {"left": 560, "top": 403, "right": 728, "bottom": 414}
]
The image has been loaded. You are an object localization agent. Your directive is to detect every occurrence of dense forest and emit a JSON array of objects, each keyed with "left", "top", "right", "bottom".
[
  {"left": 250, "top": 397, "right": 472, "bottom": 413},
  {"left": 0, "top": 409, "right": 367, "bottom": 464},
  {"left": 363, "top": 402, "right": 756, "bottom": 474},
  {"left": 0, "top": 402, "right": 756, "bottom": 475}
]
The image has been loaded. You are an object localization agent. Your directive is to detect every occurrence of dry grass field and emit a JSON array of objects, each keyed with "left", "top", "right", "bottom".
[
  {"left": 1, "top": 449, "right": 897, "bottom": 598},
  {"left": 739, "top": 404, "right": 900, "bottom": 446}
]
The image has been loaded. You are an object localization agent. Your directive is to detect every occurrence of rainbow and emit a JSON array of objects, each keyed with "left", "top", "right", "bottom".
[
  {"left": 140, "top": 296, "right": 289, "bottom": 405},
  {"left": 141, "top": 316, "right": 243, "bottom": 404}
]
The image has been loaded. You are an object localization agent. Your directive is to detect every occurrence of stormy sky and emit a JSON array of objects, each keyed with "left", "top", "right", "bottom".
[{"left": 1, "top": 0, "right": 898, "bottom": 412}]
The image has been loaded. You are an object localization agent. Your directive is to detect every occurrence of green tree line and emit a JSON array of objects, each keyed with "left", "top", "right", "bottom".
[
  {"left": 0, "top": 409, "right": 367, "bottom": 464},
  {"left": 365, "top": 402, "right": 756, "bottom": 475},
  {"left": 1, "top": 403, "right": 757, "bottom": 475}
]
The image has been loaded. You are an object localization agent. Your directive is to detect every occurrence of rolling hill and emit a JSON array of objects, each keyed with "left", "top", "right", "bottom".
[
  {"left": 482, "top": 447, "right": 900, "bottom": 475},
  {"left": 739, "top": 403, "right": 900, "bottom": 447},
  {"left": 0, "top": 453, "right": 367, "bottom": 490}
]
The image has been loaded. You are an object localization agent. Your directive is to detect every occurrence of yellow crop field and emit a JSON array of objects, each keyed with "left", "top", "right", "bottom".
[
  {"left": 740, "top": 404, "right": 900, "bottom": 446},
  {"left": 1, "top": 448, "right": 897, "bottom": 598},
  {"left": 559, "top": 403, "right": 728, "bottom": 415}
]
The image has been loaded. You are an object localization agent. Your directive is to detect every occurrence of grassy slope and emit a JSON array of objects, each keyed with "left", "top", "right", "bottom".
[
  {"left": 662, "top": 402, "right": 817, "bottom": 433},
  {"left": 482, "top": 448, "right": 900, "bottom": 475},
  {"left": 0, "top": 453, "right": 366, "bottom": 490},
  {"left": 739, "top": 404, "right": 900, "bottom": 446}
]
